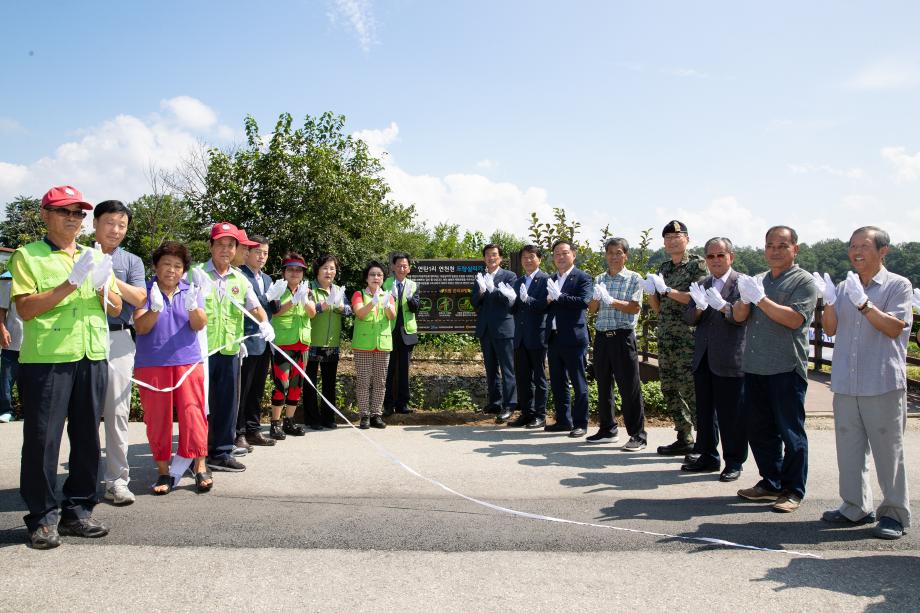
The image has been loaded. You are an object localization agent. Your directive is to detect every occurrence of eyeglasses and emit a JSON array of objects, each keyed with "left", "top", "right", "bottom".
[
  {"left": 663, "top": 233, "right": 686, "bottom": 241},
  {"left": 44, "top": 206, "right": 87, "bottom": 220},
  {"left": 706, "top": 253, "right": 728, "bottom": 260}
]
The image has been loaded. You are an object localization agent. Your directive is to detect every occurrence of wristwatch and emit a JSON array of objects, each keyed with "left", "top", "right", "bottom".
[{"left": 858, "top": 299, "right": 874, "bottom": 314}]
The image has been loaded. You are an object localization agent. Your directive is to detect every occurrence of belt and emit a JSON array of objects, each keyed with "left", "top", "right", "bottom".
[
  {"left": 108, "top": 323, "right": 133, "bottom": 332},
  {"left": 597, "top": 329, "right": 634, "bottom": 337}
]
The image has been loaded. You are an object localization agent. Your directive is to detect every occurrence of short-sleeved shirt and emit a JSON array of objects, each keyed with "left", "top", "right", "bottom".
[
  {"left": 135, "top": 278, "right": 205, "bottom": 368},
  {"left": 10, "top": 238, "right": 120, "bottom": 300},
  {"left": 594, "top": 268, "right": 643, "bottom": 331},
  {"left": 107, "top": 247, "right": 146, "bottom": 326},
  {"left": 204, "top": 260, "right": 260, "bottom": 310},
  {"left": 0, "top": 277, "right": 23, "bottom": 351},
  {"left": 830, "top": 267, "right": 913, "bottom": 396},
  {"left": 742, "top": 265, "right": 818, "bottom": 379}
]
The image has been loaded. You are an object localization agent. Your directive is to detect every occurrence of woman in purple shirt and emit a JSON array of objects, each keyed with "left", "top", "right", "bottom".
[{"left": 134, "top": 241, "right": 211, "bottom": 494}]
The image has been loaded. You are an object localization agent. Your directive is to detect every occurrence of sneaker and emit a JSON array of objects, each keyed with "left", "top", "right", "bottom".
[
  {"left": 656, "top": 438, "right": 695, "bottom": 456},
  {"left": 58, "top": 517, "right": 109, "bottom": 538},
  {"left": 821, "top": 510, "right": 876, "bottom": 525},
  {"left": 359, "top": 416, "right": 370, "bottom": 429},
  {"left": 621, "top": 436, "right": 647, "bottom": 452},
  {"left": 0, "top": 412, "right": 12, "bottom": 423},
  {"left": 104, "top": 484, "right": 136, "bottom": 506},
  {"left": 29, "top": 524, "right": 61, "bottom": 549},
  {"left": 585, "top": 430, "right": 619, "bottom": 444},
  {"left": 772, "top": 494, "right": 802, "bottom": 513},
  {"left": 370, "top": 415, "right": 387, "bottom": 429},
  {"left": 206, "top": 456, "right": 246, "bottom": 472},
  {"left": 230, "top": 446, "right": 248, "bottom": 457},
  {"left": 737, "top": 485, "right": 783, "bottom": 501},
  {"left": 873, "top": 517, "right": 905, "bottom": 540}
]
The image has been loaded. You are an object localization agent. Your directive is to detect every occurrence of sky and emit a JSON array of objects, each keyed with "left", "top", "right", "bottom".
[{"left": 2, "top": 1, "right": 920, "bottom": 249}]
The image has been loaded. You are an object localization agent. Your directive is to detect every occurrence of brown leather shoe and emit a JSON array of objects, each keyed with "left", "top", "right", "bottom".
[
  {"left": 234, "top": 435, "right": 253, "bottom": 452},
  {"left": 245, "top": 432, "right": 276, "bottom": 447}
]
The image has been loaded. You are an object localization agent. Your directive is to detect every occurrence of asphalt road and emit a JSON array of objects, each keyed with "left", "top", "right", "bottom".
[{"left": 0, "top": 420, "right": 917, "bottom": 611}]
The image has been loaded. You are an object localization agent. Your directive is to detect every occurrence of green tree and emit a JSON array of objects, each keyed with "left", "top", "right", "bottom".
[
  {"left": 121, "top": 194, "right": 209, "bottom": 269},
  {"left": 0, "top": 196, "right": 44, "bottom": 248},
  {"left": 185, "top": 111, "right": 414, "bottom": 288}
]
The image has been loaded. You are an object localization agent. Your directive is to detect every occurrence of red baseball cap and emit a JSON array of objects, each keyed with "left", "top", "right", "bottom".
[
  {"left": 41, "top": 185, "right": 93, "bottom": 210},
  {"left": 237, "top": 229, "right": 260, "bottom": 248},
  {"left": 281, "top": 258, "right": 308, "bottom": 269},
  {"left": 210, "top": 222, "right": 240, "bottom": 241}
]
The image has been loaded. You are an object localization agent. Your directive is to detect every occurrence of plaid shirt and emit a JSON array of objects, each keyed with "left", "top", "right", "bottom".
[{"left": 594, "top": 268, "right": 643, "bottom": 331}]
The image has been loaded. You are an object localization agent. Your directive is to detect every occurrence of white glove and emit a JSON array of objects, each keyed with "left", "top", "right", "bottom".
[
  {"left": 811, "top": 272, "right": 837, "bottom": 306},
  {"left": 844, "top": 271, "right": 868, "bottom": 308},
  {"left": 190, "top": 268, "right": 214, "bottom": 296},
  {"left": 738, "top": 274, "right": 766, "bottom": 304},
  {"left": 705, "top": 287, "right": 728, "bottom": 311},
  {"left": 391, "top": 285, "right": 400, "bottom": 302},
  {"left": 912, "top": 288, "right": 920, "bottom": 313},
  {"left": 688, "top": 282, "right": 709, "bottom": 310},
  {"left": 475, "top": 272, "right": 487, "bottom": 294},
  {"left": 293, "top": 283, "right": 311, "bottom": 306},
  {"left": 497, "top": 282, "right": 517, "bottom": 305},
  {"left": 183, "top": 284, "right": 200, "bottom": 311},
  {"left": 238, "top": 343, "right": 248, "bottom": 360},
  {"left": 336, "top": 286, "right": 346, "bottom": 307},
  {"left": 258, "top": 319, "right": 275, "bottom": 343},
  {"left": 596, "top": 283, "right": 614, "bottom": 306},
  {"left": 640, "top": 276, "right": 657, "bottom": 294},
  {"left": 648, "top": 273, "right": 669, "bottom": 295},
  {"left": 68, "top": 250, "right": 95, "bottom": 287},
  {"left": 592, "top": 284, "right": 602, "bottom": 302},
  {"left": 404, "top": 282, "right": 415, "bottom": 299},
  {"left": 323, "top": 286, "right": 338, "bottom": 309},
  {"left": 546, "top": 278, "right": 561, "bottom": 301},
  {"left": 91, "top": 253, "right": 114, "bottom": 291},
  {"left": 265, "top": 279, "right": 287, "bottom": 302},
  {"left": 148, "top": 283, "right": 165, "bottom": 312},
  {"left": 518, "top": 282, "right": 530, "bottom": 304},
  {"left": 483, "top": 272, "right": 495, "bottom": 293}
]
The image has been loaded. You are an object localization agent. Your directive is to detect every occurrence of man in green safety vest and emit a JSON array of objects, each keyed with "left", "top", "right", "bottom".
[
  {"left": 382, "top": 252, "right": 420, "bottom": 416},
  {"left": 10, "top": 185, "right": 123, "bottom": 550}
]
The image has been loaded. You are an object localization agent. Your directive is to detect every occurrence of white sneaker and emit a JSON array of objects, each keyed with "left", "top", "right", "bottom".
[
  {"left": 104, "top": 484, "right": 136, "bottom": 506},
  {"left": 231, "top": 446, "right": 249, "bottom": 457},
  {"left": 0, "top": 412, "right": 12, "bottom": 423}
]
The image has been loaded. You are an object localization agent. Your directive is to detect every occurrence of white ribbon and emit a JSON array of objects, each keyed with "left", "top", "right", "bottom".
[{"left": 225, "top": 298, "right": 820, "bottom": 559}]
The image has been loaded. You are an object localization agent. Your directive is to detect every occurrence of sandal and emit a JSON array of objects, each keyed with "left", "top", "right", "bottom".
[
  {"left": 195, "top": 471, "right": 213, "bottom": 493},
  {"left": 153, "top": 474, "right": 174, "bottom": 495}
]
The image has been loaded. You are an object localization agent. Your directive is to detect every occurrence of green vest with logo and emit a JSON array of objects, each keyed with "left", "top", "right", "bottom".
[
  {"left": 16, "top": 242, "right": 110, "bottom": 364},
  {"left": 351, "top": 290, "right": 393, "bottom": 351},
  {"left": 272, "top": 288, "right": 312, "bottom": 346},
  {"left": 382, "top": 276, "right": 418, "bottom": 335},
  {"left": 309, "top": 281, "right": 345, "bottom": 348},
  {"left": 193, "top": 263, "right": 249, "bottom": 356}
]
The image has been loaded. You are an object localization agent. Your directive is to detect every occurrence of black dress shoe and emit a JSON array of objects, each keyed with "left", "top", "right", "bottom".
[
  {"left": 497, "top": 408, "right": 513, "bottom": 422},
  {"left": 58, "top": 517, "right": 109, "bottom": 538},
  {"left": 719, "top": 468, "right": 742, "bottom": 482},
  {"left": 526, "top": 417, "right": 546, "bottom": 429},
  {"left": 370, "top": 415, "right": 387, "bottom": 429},
  {"left": 544, "top": 421, "right": 572, "bottom": 432},
  {"left": 684, "top": 453, "right": 701, "bottom": 464},
  {"left": 508, "top": 414, "right": 532, "bottom": 427},
  {"left": 382, "top": 407, "right": 395, "bottom": 417},
  {"left": 322, "top": 421, "right": 338, "bottom": 429},
  {"left": 681, "top": 459, "right": 720, "bottom": 473},
  {"left": 482, "top": 405, "right": 502, "bottom": 414},
  {"left": 396, "top": 407, "right": 415, "bottom": 414},
  {"left": 657, "top": 439, "right": 695, "bottom": 456},
  {"left": 569, "top": 427, "right": 587, "bottom": 438}
]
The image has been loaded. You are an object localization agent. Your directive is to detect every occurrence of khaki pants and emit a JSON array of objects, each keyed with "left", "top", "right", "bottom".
[
  {"left": 833, "top": 389, "right": 911, "bottom": 527},
  {"left": 103, "top": 330, "right": 135, "bottom": 488}
]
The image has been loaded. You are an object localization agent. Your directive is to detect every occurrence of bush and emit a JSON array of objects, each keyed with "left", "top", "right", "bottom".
[{"left": 440, "top": 388, "right": 476, "bottom": 411}]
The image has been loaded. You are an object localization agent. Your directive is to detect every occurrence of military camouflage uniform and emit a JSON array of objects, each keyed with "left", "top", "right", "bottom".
[{"left": 656, "top": 254, "right": 708, "bottom": 435}]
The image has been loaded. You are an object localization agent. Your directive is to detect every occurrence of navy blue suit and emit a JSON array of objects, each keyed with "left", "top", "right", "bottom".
[
  {"left": 546, "top": 267, "right": 593, "bottom": 429},
  {"left": 472, "top": 268, "right": 517, "bottom": 410},
  {"left": 237, "top": 265, "right": 277, "bottom": 436},
  {"left": 511, "top": 271, "right": 549, "bottom": 418}
]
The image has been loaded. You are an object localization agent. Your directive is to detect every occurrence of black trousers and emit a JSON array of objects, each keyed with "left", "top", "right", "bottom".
[
  {"left": 305, "top": 357, "right": 340, "bottom": 426},
  {"left": 237, "top": 347, "right": 271, "bottom": 435},
  {"left": 514, "top": 344, "right": 547, "bottom": 418},
  {"left": 593, "top": 330, "right": 646, "bottom": 441},
  {"left": 384, "top": 335, "right": 414, "bottom": 411},
  {"left": 208, "top": 353, "right": 240, "bottom": 461},
  {"left": 693, "top": 353, "right": 747, "bottom": 470},
  {"left": 19, "top": 359, "right": 107, "bottom": 531}
]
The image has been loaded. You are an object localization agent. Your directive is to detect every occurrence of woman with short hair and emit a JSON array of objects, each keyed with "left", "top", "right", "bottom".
[{"left": 351, "top": 260, "right": 396, "bottom": 429}]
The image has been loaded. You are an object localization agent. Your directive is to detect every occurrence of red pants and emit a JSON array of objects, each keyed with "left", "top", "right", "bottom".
[{"left": 136, "top": 364, "right": 207, "bottom": 462}]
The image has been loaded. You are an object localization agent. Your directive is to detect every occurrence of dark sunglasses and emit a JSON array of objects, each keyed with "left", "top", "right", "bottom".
[{"left": 44, "top": 206, "right": 87, "bottom": 220}]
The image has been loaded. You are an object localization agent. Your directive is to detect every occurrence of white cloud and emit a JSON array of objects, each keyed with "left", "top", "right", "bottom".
[
  {"left": 654, "top": 197, "right": 768, "bottom": 248},
  {"left": 787, "top": 163, "right": 865, "bottom": 179},
  {"left": 353, "top": 123, "right": 555, "bottom": 238},
  {"left": 881, "top": 146, "right": 920, "bottom": 181},
  {"left": 845, "top": 59, "right": 920, "bottom": 91},
  {"left": 160, "top": 96, "right": 218, "bottom": 130},
  {"left": 0, "top": 97, "right": 234, "bottom": 207},
  {"left": 328, "top": 0, "right": 377, "bottom": 51},
  {"left": 475, "top": 158, "right": 497, "bottom": 170},
  {"left": 662, "top": 67, "right": 710, "bottom": 79}
]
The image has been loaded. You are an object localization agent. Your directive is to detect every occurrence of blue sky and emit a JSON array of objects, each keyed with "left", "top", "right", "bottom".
[{"left": 2, "top": 1, "right": 920, "bottom": 247}]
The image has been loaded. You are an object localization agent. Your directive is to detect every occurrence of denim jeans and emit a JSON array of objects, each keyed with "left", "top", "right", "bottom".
[{"left": 0, "top": 349, "right": 19, "bottom": 416}]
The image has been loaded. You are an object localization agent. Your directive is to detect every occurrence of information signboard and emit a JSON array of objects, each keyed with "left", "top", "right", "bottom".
[{"left": 409, "top": 259, "right": 484, "bottom": 333}]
